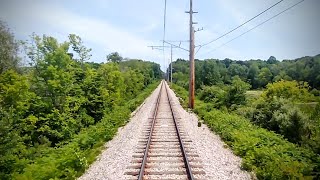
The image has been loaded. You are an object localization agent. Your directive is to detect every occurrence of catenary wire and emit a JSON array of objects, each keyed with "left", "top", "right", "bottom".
[
  {"left": 195, "top": 0, "right": 285, "bottom": 54},
  {"left": 202, "top": 0, "right": 305, "bottom": 56}
]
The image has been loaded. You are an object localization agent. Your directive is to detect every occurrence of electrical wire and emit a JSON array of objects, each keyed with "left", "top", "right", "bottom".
[
  {"left": 163, "top": 0, "right": 167, "bottom": 75},
  {"left": 202, "top": 0, "right": 305, "bottom": 55},
  {"left": 196, "top": 0, "right": 285, "bottom": 54},
  {"left": 163, "top": 0, "right": 167, "bottom": 43}
]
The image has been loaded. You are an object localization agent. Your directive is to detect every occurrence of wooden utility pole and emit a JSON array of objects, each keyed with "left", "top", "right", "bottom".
[
  {"left": 186, "top": 0, "right": 196, "bottom": 109},
  {"left": 170, "top": 45, "right": 173, "bottom": 83}
]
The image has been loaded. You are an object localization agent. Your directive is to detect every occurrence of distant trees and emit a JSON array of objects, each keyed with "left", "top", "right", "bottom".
[
  {"left": 201, "top": 60, "right": 222, "bottom": 86},
  {"left": 267, "top": 56, "right": 278, "bottom": 64},
  {"left": 0, "top": 21, "right": 20, "bottom": 74},
  {"left": 257, "top": 67, "right": 273, "bottom": 87},
  {"left": 247, "top": 63, "right": 260, "bottom": 88},
  {"left": 170, "top": 54, "right": 320, "bottom": 90},
  {"left": 106, "top": 52, "right": 123, "bottom": 63}
]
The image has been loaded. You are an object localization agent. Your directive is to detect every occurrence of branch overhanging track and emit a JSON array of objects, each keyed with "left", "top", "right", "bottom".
[{"left": 125, "top": 80, "right": 204, "bottom": 179}]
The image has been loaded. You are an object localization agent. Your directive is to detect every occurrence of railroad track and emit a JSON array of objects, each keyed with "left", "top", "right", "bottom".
[{"left": 125, "top": 81, "right": 205, "bottom": 180}]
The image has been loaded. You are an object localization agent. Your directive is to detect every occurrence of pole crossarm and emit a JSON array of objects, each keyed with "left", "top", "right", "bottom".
[{"left": 163, "top": 40, "right": 189, "bottom": 52}]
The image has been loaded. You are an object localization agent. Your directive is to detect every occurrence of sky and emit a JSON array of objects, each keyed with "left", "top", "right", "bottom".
[{"left": 0, "top": 0, "right": 319, "bottom": 70}]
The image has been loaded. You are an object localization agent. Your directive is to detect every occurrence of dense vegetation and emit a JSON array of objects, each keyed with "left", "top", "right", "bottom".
[
  {"left": 0, "top": 22, "right": 162, "bottom": 179},
  {"left": 169, "top": 55, "right": 320, "bottom": 179},
  {"left": 171, "top": 55, "right": 320, "bottom": 91},
  {"left": 171, "top": 84, "right": 320, "bottom": 179}
]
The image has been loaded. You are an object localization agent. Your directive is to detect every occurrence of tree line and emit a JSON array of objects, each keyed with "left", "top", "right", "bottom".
[{"left": 170, "top": 55, "right": 320, "bottom": 91}]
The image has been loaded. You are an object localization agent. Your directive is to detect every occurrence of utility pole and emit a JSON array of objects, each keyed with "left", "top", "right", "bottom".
[
  {"left": 186, "top": 0, "right": 197, "bottom": 109},
  {"left": 170, "top": 44, "right": 173, "bottom": 83}
]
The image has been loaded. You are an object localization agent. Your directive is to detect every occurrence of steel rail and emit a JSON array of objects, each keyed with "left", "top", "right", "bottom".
[
  {"left": 164, "top": 82, "right": 194, "bottom": 180},
  {"left": 137, "top": 81, "right": 164, "bottom": 180}
]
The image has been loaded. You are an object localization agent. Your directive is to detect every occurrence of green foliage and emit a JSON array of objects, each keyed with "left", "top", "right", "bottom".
[
  {"left": 198, "top": 76, "right": 251, "bottom": 110},
  {"left": 247, "top": 63, "right": 260, "bottom": 89},
  {"left": 119, "top": 59, "right": 162, "bottom": 87},
  {"left": 171, "top": 84, "right": 320, "bottom": 179},
  {"left": 106, "top": 52, "right": 123, "bottom": 63},
  {"left": 225, "top": 76, "right": 251, "bottom": 109},
  {"left": 262, "top": 80, "right": 314, "bottom": 102},
  {"left": 201, "top": 60, "right": 224, "bottom": 85},
  {"left": 0, "top": 32, "right": 162, "bottom": 179},
  {"left": 169, "top": 53, "right": 320, "bottom": 179},
  {"left": 68, "top": 34, "right": 92, "bottom": 63},
  {"left": 243, "top": 80, "right": 320, "bottom": 156},
  {"left": 0, "top": 21, "right": 20, "bottom": 74},
  {"left": 311, "top": 88, "right": 320, "bottom": 96},
  {"left": 267, "top": 56, "right": 278, "bottom": 64},
  {"left": 168, "top": 54, "right": 320, "bottom": 90},
  {"left": 257, "top": 67, "right": 273, "bottom": 87},
  {"left": 172, "top": 72, "right": 189, "bottom": 89},
  {"left": 170, "top": 83, "right": 189, "bottom": 108},
  {"left": 198, "top": 85, "right": 226, "bottom": 107},
  {"left": 252, "top": 97, "right": 308, "bottom": 143}
]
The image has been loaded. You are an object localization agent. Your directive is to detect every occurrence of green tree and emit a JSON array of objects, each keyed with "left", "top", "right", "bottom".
[
  {"left": 98, "top": 63, "right": 125, "bottom": 111},
  {"left": 227, "top": 63, "right": 248, "bottom": 81},
  {"left": 201, "top": 60, "right": 222, "bottom": 86},
  {"left": 273, "top": 71, "right": 292, "bottom": 82},
  {"left": 224, "top": 76, "right": 251, "bottom": 109},
  {"left": 0, "top": 70, "right": 35, "bottom": 178},
  {"left": 262, "top": 80, "right": 313, "bottom": 102},
  {"left": 247, "top": 63, "right": 260, "bottom": 89},
  {"left": 252, "top": 97, "right": 308, "bottom": 144},
  {"left": 267, "top": 56, "right": 278, "bottom": 64},
  {"left": 257, "top": 67, "right": 273, "bottom": 87},
  {"left": 0, "top": 21, "right": 20, "bottom": 74},
  {"left": 106, "top": 52, "right": 123, "bottom": 63},
  {"left": 68, "top": 34, "right": 92, "bottom": 64}
]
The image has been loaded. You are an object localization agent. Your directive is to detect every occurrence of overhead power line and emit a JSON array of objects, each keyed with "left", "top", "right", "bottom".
[
  {"left": 202, "top": 0, "right": 305, "bottom": 55},
  {"left": 162, "top": 0, "right": 167, "bottom": 77},
  {"left": 162, "top": 0, "right": 167, "bottom": 43},
  {"left": 196, "top": 0, "right": 285, "bottom": 54}
]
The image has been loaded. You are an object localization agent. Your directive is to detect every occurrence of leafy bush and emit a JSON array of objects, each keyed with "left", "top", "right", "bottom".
[
  {"left": 311, "top": 88, "right": 320, "bottom": 96},
  {"left": 249, "top": 81, "right": 320, "bottom": 155},
  {"left": 262, "top": 80, "right": 314, "bottom": 102},
  {"left": 171, "top": 84, "right": 320, "bottom": 179},
  {"left": 198, "top": 85, "right": 226, "bottom": 106},
  {"left": 198, "top": 76, "right": 250, "bottom": 110},
  {"left": 201, "top": 109, "right": 319, "bottom": 179},
  {"left": 12, "top": 81, "right": 160, "bottom": 179}
]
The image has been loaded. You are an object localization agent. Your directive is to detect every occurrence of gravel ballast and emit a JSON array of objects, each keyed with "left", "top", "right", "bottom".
[
  {"left": 79, "top": 82, "right": 252, "bottom": 179},
  {"left": 165, "top": 82, "right": 253, "bottom": 179},
  {"left": 79, "top": 84, "right": 162, "bottom": 180}
]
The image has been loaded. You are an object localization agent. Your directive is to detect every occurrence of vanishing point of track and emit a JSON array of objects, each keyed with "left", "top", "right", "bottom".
[{"left": 126, "top": 81, "right": 205, "bottom": 180}]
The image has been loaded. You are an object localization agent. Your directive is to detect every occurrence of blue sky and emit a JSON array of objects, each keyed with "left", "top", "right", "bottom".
[{"left": 0, "top": 0, "right": 319, "bottom": 70}]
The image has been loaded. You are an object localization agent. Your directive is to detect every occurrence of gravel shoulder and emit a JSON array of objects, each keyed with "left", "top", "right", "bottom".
[
  {"left": 165, "top": 82, "right": 253, "bottom": 179},
  {"left": 78, "top": 83, "right": 161, "bottom": 180}
]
